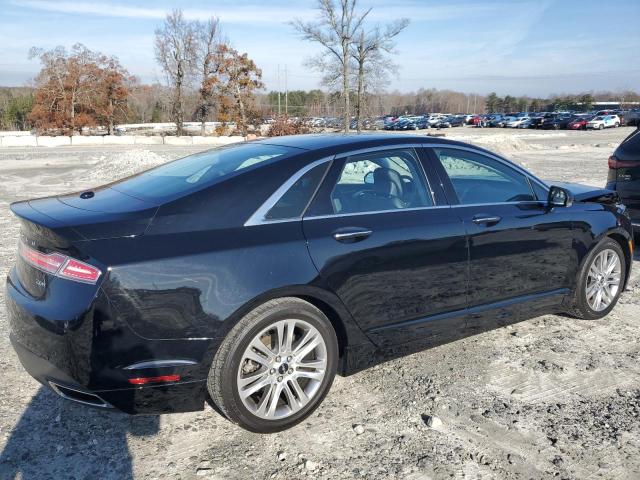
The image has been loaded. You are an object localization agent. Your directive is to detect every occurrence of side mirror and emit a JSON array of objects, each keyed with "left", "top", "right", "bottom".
[
  {"left": 364, "top": 171, "right": 374, "bottom": 185},
  {"left": 548, "top": 185, "right": 573, "bottom": 207}
]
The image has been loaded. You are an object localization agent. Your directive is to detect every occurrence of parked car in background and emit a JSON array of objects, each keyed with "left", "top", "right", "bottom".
[
  {"left": 435, "top": 116, "right": 465, "bottom": 128},
  {"left": 587, "top": 115, "right": 621, "bottom": 130},
  {"left": 7, "top": 134, "right": 633, "bottom": 433},
  {"left": 541, "top": 114, "right": 575, "bottom": 130},
  {"left": 606, "top": 127, "right": 640, "bottom": 235},
  {"left": 567, "top": 115, "right": 595, "bottom": 130},
  {"left": 530, "top": 113, "right": 555, "bottom": 129},
  {"left": 447, "top": 116, "right": 466, "bottom": 127},
  {"left": 506, "top": 116, "right": 530, "bottom": 128},
  {"left": 625, "top": 110, "right": 640, "bottom": 127},
  {"left": 517, "top": 118, "right": 535, "bottom": 129}
]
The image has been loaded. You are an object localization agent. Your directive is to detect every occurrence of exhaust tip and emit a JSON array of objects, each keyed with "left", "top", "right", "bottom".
[{"left": 48, "top": 381, "right": 112, "bottom": 408}]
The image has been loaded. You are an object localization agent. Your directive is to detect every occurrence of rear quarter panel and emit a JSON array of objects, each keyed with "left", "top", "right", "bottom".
[{"left": 92, "top": 222, "right": 320, "bottom": 340}]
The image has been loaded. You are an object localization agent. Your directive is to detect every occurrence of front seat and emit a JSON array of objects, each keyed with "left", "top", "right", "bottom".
[{"left": 355, "top": 167, "right": 405, "bottom": 212}]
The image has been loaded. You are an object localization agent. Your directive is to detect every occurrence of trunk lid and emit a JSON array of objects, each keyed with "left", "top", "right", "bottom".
[
  {"left": 10, "top": 188, "right": 158, "bottom": 298},
  {"left": 11, "top": 187, "right": 159, "bottom": 241}
]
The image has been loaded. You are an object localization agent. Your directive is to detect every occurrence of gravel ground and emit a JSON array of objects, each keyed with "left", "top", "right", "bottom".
[{"left": 0, "top": 127, "right": 638, "bottom": 480}]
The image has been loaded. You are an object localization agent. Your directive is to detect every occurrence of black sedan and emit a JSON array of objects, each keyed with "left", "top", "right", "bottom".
[{"left": 6, "top": 134, "right": 634, "bottom": 433}]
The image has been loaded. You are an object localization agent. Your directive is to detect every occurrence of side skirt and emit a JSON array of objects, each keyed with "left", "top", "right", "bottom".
[{"left": 339, "top": 289, "right": 569, "bottom": 376}]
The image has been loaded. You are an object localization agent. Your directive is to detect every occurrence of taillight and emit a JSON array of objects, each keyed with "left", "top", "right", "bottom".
[
  {"left": 608, "top": 155, "right": 640, "bottom": 169},
  {"left": 18, "top": 242, "right": 65, "bottom": 274},
  {"left": 58, "top": 259, "right": 102, "bottom": 283},
  {"left": 18, "top": 241, "right": 102, "bottom": 284}
]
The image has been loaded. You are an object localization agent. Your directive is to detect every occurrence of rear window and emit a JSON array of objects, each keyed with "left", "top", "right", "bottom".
[{"left": 111, "top": 143, "right": 294, "bottom": 201}]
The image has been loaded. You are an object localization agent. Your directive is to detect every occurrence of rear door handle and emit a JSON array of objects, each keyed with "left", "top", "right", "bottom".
[
  {"left": 332, "top": 229, "right": 372, "bottom": 243},
  {"left": 472, "top": 215, "right": 502, "bottom": 225}
]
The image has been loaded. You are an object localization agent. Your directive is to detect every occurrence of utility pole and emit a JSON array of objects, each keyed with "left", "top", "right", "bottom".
[
  {"left": 285, "top": 65, "right": 288, "bottom": 116},
  {"left": 277, "top": 65, "right": 281, "bottom": 115}
]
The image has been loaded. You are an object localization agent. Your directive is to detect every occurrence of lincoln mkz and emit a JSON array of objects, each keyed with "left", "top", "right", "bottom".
[{"left": 6, "top": 134, "right": 633, "bottom": 432}]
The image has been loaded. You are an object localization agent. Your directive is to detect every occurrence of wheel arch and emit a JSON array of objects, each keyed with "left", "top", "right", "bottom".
[
  {"left": 216, "top": 285, "right": 373, "bottom": 363},
  {"left": 606, "top": 231, "right": 633, "bottom": 290}
]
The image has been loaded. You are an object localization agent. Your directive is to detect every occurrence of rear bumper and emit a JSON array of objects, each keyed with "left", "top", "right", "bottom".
[
  {"left": 10, "top": 333, "right": 207, "bottom": 414},
  {"left": 6, "top": 267, "right": 213, "bottom": 414}
]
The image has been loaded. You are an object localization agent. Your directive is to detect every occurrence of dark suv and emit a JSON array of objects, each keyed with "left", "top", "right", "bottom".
[{"left": 607, "top": 127, "right": 640, "bottom": 236}]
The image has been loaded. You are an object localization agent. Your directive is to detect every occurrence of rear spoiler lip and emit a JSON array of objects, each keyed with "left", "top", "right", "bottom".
[
  {"left": 9, "top": 200, "right": 85, "bottom": 246},
  {"left": 9, "top": 199, "right": 159, "bottom": 242}
]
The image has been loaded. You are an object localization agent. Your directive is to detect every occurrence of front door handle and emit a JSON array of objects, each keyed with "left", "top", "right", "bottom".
[
  {"left": 333, "top": 229, "right": 372, "bottom": 243},
  {"left": 472, "top": 215, "right": 502, "bottom": 225}
]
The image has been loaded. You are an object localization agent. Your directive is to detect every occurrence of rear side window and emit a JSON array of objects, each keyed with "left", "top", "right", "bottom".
[
  {"left": 435, "top": 148, "right": 535, "bottom": 204},
  {"left": 265, "top": 163, "right": 329, "bottom": 220},
  {"left": 111, "top": 143, "right": 294, "bottom": 201}
]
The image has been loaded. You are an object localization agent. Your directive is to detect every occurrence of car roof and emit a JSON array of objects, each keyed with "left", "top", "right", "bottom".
[{"left": 253, "top": 133, "right": 465, "bottom": 152}]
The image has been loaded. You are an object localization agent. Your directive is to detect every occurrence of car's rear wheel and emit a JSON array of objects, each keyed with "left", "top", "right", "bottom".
[
  {"left": 207, "top": 297, "right": 338, "bottom": 433},
  {"left": 599, "top": 124, "right": 604, "bottom": 130},
  {"left": 569, "top": 238, "right": 626, "bottom": 320},
  {"left": 615, "top": 122, "right": 620, "bottom": 128}
]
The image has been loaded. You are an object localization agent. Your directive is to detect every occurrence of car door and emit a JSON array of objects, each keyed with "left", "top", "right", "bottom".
[
  {"left": 302, "top": 146, "right": 468, "bottom": 348},
  {"left": 426, "top": 146, "right": 575, "bottom": 333}
]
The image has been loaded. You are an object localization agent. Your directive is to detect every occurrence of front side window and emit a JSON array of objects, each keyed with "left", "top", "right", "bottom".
[
  {"left": 435, "top": 148, "right": 535, "bottom": 205},
  {"left": 327, "top": 149, "right": 432, "bottom": 214}
]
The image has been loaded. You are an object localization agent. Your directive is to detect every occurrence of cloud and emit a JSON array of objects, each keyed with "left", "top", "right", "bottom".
[{"left": 11, "top": 0, "right": 315, "bottom": 23}]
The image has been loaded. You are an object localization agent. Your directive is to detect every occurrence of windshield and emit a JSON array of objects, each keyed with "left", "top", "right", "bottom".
[
  {"left": 594, "top": 116, "right": 604, "bottom": 120},
  {"left": 111, "top": 143, "right": 294, "bottom": 201}
]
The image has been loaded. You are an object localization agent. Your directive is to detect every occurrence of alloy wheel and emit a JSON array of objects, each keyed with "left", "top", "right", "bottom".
[
  {"left": 586, "top": 248, "right": 621, "bottom": 312},
  {"left": 236, "top": 319, "right": 327, "bottom": 420}
]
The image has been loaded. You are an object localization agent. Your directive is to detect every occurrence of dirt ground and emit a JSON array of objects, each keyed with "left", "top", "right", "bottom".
[{"left": 0, "top": 127, "right": 638, "bottom": 480}]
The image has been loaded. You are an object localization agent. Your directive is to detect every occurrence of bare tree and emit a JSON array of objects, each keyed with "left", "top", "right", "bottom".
[
  {"left": 352, "top": 18, "right": 408, "bottom": 131},
  {"left": 291, "top": 0, "right": 371, "bottom": 132},
  {"left": 193, "top": 17, "right": 224, "bottom": 135},
  {"left": 154, "top": 10, "right": 196, "bottom": 135}
]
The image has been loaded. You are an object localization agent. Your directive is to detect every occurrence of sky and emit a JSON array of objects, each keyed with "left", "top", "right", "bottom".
[{"left": 0, "top": 0, "right": 639, "bottom": 97}]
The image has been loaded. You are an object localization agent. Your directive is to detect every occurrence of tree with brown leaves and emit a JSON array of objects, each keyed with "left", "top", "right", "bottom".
[
  {"left": 96, "top": 55, "right": 134, "bottom": 135},
  {"left": 214, "top": 45, "right": 264, "bottom": 136},
  {"left": 28, "top": 44, "right": 132, "bottom": 134}
]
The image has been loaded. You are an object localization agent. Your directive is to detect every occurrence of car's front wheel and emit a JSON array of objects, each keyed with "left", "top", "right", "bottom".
[
  {"left": 208, "top": 297, "right": 338, "bottom": 433},
  {"left": 569, "top": 238, "right": 626, "bottom": 320}
]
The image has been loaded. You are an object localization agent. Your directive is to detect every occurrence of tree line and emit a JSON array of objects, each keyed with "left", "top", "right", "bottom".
[
  {"left": 2, "top": 0, "right": 640, "bottom": 133},
  {"left": 6, "top": 9, "right": 262, "bottom": 135}
]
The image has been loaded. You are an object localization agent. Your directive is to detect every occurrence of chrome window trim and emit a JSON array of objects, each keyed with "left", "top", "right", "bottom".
[
  {"left": 450, "top": 200, "right": 545, "bottom": 208},
  {"left": 304, "top": 205, "right": 452, "bottom": 221},
  {"left": 245, "top": 142, "right": 551, "bottom": 226},
  {"left": 244, "top": 156, "right": 334, "bottom": 226},
  {"left": 333, "top": 143, "right": 427, "bottom": 159}
]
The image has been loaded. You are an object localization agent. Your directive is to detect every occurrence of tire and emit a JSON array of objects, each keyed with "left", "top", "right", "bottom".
[
  {"left": 568, "top": 238, "right": 626, "bottom": 320},
  {"left": 599, "top": 124, "right": 604, "bottom": 130},
  {"left": 615, "top": 122, "right": 620, "bottom": 128},
  {"left": 207, "top": 297, "right": 338, "bottom": 433}
]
